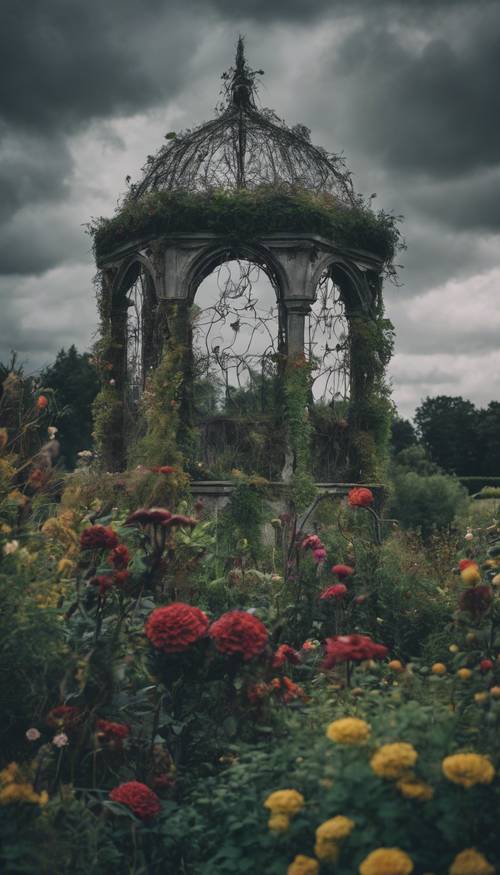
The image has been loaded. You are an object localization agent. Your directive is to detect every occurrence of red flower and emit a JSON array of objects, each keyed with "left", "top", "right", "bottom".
[
  {"left": 272, "top": 643, "right": 301, "bottom": 668},
  {"left": 330, "top": 564, "right": 354, "bottom": 579},
  {"left": 323, "top": 634, "right": 388, "bottom": 669},
  {"left": 90, "top": 575, "right": 114, "bottom": 596},
  {"left": 80, "top": 525, "right": 119, "bottom": 550},
  {"left": 149, "top": 465, "right": 176, "bottom": 475},
  {"left": 312, "top": 547, "right": 327, "bottom": 564},
  {"left": 145, "top": 603, "right": 209, "bottom": 653},
  {"left": 247, "top": 681, "right": 271, "bottom": 704},
  {"left": 480, "top": 659, "right": 494, "bottom": 672},
  {"left": 281, "top": 676, "right": 307, "bottom": 703},
  {"left": 209, "top": 611, "right": 268, "bottom": 660},
  {"left": 459, "top": 585, "right": 493, "bottom": 619},
  {"left": 113, "top": 570, "right": 130, "bottom": 586},
  {"left": 348, "top": 487, "right": 374, "bottom": 508},
  {"left": 36, "top": 395, "right": 49, "bottom": 410},
  {"left": 152, "top": 773, "right": 176, "bottom": 790},
  {"left": 109, "top": 781, "right": 161, "bottom": 820},
  {"left": 107, "top": 544, "right": 130, "bottom": 570},
  {"left": 458, "top": 558, "right": 477, "bottom": 571},
  {"left": 354, "top": 594, "right": 368, "bottom": 604},
  {"left": 320, "top": 583, "right": 348, "bottom": 601},
  {"left": 46, "top": 705, "right": 83, "bottom": 732},
  {"left": 96, "top": 719, "right": 130, "bottom": 743},
  {"left": 301, "top": 534, "right": 322, "bottom": 551}
]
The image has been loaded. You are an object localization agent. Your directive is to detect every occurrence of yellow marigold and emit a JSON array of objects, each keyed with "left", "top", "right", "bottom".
[
  {"left": 449, "top": 849, "right": 495, "bottom": 875},
  {"left": 431, "top": 662, "right": 447, "bottom": 675},
  {"left": 264, "top": 789, "right": 304, "bottom": 817},
  {"left": 396, "top": 777, "right": 434, "bottom": 801},
  {"left": 326, "top": 717, "right": 371, "bottom": 745},
  {"left": 442, "top": 753, "right": 495, "bottom": 788},
  {"left": 457, "top": 668, "right": 472, "bottom": 680},
  {"left": 287, "top": 855, "right": 320, "bottom": 875},
  {"left": 461, "top": 566, "right": 481, "bottom": 586},
  {"left": 316, "top": 815, "right": 355, "bottom": 841},
  {"left": 370, "top": 743, "right": 418, "bottom": 780},
  {"left": 0, "top": 783, "right": 48, "bottom": 806},
  {"left": 314, "top": 837, "right": 339, "bottom": 863},
  {"left": 359, "top": 848, "right": 414, "bottom": 875},
  {"left": 0, "top": 763, "right": 19, "bottom": 785},
  {"left": 268, "top": 814, "right": 289, "bottom": 833}
]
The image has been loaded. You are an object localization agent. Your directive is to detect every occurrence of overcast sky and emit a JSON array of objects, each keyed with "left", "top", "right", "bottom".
[{"left": 1, "top": 0, "right": 499, "bottom": 418}]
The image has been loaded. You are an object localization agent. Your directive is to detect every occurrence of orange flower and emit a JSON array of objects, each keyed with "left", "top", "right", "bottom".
[{"left": 36, "top": 395, "right": 49, "bottom": 410}]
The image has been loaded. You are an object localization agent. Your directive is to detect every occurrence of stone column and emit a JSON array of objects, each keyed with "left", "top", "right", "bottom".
[{"left": 285, "top": 299, "right": 310, "bottom": 359}]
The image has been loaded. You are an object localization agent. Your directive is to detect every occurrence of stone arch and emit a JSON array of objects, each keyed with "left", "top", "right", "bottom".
[{"left": 185, "top": 240, "right": 286, "bottom": 306}]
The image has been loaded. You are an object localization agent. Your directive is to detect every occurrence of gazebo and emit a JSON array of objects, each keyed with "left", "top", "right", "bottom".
[{"left": 90, "top": 39, "right": 397, "bottom": 505}]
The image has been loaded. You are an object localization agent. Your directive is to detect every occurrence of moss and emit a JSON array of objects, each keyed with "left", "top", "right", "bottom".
[
  {"left": 90, "top": 186, "right": 401, "bottom": 266},
  {"left": 92, "top": 386, "right": 123, "bottom": 471}
]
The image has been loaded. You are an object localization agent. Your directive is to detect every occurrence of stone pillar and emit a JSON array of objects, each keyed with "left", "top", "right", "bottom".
[{"left": 285, "top": 300, "right": 310, "bottom": 359}]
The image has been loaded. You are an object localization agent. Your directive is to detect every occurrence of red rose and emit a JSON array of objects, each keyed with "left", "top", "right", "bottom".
[
  {"left": 46, "top": 705, "right": 83, "bottom": 732},
  {"left": 330, "top": 564, "right": 354, "bottom": 579},
  {"left": 272, "top": 643, "right": 301, "bottom": 668},
  {"left": 209, "top": 611, "right": 268, "bottom": 660},
  {"left": 90, "top": 575, "right": 114, "bottom": 595},
  {"left": 348, "top": 487, "right": 374, "bottom": 508},
  {"left": 145, "top": 603, "right": 209, "bottom": 653},
  {"left": 320, "top": 583, "right": 348, "bottom": 601},
  {"left": 80, "top": 525, "right": 119, "bottom": 550},
  {"left": 323, "top": 634, "right": 388, "bottom": 669},
  {"left": 96, "top": 719, "right": 130, "bottom": 742},
  {"left": 107, "top": 544, "right": 130, "bottom": 570},
  {"left": 109, "top": 781, "right": 161, "bottom": 820},
  {"left": 480, "top": 659, "right": 494, "bottom": 672}
]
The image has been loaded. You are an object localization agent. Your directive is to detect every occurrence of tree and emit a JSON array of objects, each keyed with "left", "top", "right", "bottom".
[
  {"left": 414, "top": 395, "right": 479, "bottom": 475},
  {"left": 476, "top": 402, "right": 500, "bottom": 476},
  {"left": 41, "top": 346, "right": 99, "bottom": 469},
  {"left": 390, "top": 416, "right": 417, "bottom": 455}
]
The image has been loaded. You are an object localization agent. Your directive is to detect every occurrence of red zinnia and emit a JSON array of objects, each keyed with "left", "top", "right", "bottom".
[
  {"left": 459, "top": 585, "right": 493, "bottom": 619},
  {"left": 107, "top": 544, "right": 130, "bottom": 570},
  {"left": 113, "top": 570, "right": 130, "bottom": 586},
  {"left": 96, "top": 719, "right": 130, "bottom": 742},
  {"left": 149, "top": 465, "right": 176, "bottom": 475},
  {"left": 144, "top": 603, "right": 209, "bottom": 653},
  {"left": 480, "top": 659, "right": 494, "bottom": 672},
  {"left": 272, "top": 643, "right": 301, "bottom": 668},
  {"left": 320, "top": 583, "right": 348, "bottom": 601},
  {"left": 90, "top": 574, "right": 114, "bottom": 595},
  {"left": 331, "top": 564, "right": 354, "bottom": 579},
  {"left": 46, "top": 705, "right": 83, "bottom": 731},
  {"left": 80, "top": 525, "right": 119, "bottom": 550},
  {"left": 301, "top": 534, "right": 322, "bottom": 551},
  {"left": 209, "top": 611, "right": 268, "bottom": 660},
  {"left": 348, "top": 487, "right": 374, "bottom": 508},
  {"left": 109, "top": 781, "right": 161, "bottom": 820},
  {"left": 323, "top": 634, "right": 388, "bottom": 669}
]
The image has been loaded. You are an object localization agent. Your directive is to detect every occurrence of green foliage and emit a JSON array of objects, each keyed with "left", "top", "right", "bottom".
[
  {"left": 390, "top": 416, "right": 418, "bottom": 455},
  {"left": 389, "top": 469, "right": 467, "bottom": 537},
  {"left": 415, "top": 395, "right": 479, "bottom": 476},
  {"left": 92, "top": 385, "right": 123, "bottom": 471},
  {"left": 41, "top": 346, "right": 100, "bottom": 469},
  {"left": 283, "top": 358, "right": 316, "bottom": 511},
  {"left": 459, "top": 476, "right": 500, "bottom": 494},
  {"left": 90, "top": 187, "right": 401, "bottom": 266}
]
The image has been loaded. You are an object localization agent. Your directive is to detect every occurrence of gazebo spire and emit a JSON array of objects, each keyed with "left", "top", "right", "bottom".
[{"left": 229, "top": 35, "right": 261, "bottom": 109}]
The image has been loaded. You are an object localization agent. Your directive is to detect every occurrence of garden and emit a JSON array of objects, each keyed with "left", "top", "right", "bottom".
[{"left": 1, "top": 369, "right": 500, "bottom": 875}]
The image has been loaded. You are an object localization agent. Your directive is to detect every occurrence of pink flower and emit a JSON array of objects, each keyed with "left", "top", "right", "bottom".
[
  {"left": 26, "top": 728, "right": 41, "bottom": 742},
  {"left": 320, "top": 583, "right": 348, "bottom": 601},
  {"left": 52, "top": 733, "right": 69, "bottom": 748},
  {"left": 331, "top": 564, "right": 354, "bottom": 579},
  {"left": 312, "top": 547, "right": 327, "bottom": 564},
  {"left": 302, "top": 534, "right": 322, "bottom": 551}
]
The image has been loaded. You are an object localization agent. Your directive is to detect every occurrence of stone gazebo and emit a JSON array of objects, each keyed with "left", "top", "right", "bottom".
[{"left": 91, "top": 39, "right": 396, "bottom": 502}]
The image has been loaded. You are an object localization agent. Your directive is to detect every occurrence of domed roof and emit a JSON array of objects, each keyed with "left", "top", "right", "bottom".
[{"left": 129, "top": 38, "right": 355, "bottom": 205}]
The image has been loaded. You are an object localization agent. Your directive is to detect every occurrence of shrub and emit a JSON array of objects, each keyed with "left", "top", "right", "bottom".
[{"left": 390, "top": 470, "right": 467, "bottom": 536}]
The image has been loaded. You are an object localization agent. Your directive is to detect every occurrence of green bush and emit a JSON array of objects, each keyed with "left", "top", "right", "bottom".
[{"left": 390, "top": 470, "right": 467, "bottom": 536}]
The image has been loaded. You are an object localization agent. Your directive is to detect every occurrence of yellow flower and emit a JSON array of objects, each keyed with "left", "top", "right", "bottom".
[
  {"left": 0, "top": 763, "right": 19, "bottom": 785},
  {"left": 442, "top": 753, "right": 495, "bottom": 788},
  {"left": 474, "top": 692, "right": 489, "bottom": 704},
  {"left": 457, "top": 668, "right": 472, "bottom": 680},
  {"left": 461, "top": 566, "right": 481, "bottom": 586},
  {"left": 314, "top": 837, "right": 340, "bottom": 862},
  {"left": 268, "top": 814, "right": 289, "bottom": 832},
  {"left": 370, "top": 743, "right": 418, "bottom": 780},
  {"left": 57, "top": 558, "right": 75, "bottom": 575},
  {"left": 264, "top": 789, "right": 304, "bottom": 817},
  {"left": 316, "top": 815, "right": 355, "bottom": 842},
  {"left": 359, "top": 848, "right": 414, "bottom": 875},
  {"left": 0, "top": 782, "right": 48, "bottom": 806},
  {"left": 396, "top": 777, "right": 434, "bottom": 801},
  {"left": 431, "top": 663, "right": 447, "bottom": 675},
  {"left": 449, "top": 644, "right": 460, "bottom": 653},
  {"left": 326, "top": 717, "right": 371, "bottom": 745},
  {"left": 287, "top": 855, "right": 320, "bottom": 875},
  {"left": 449, "top": 849, "right": 495, "bottom": 875}
]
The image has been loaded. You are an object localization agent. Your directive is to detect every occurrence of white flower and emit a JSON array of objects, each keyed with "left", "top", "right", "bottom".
[
  {"left": 77, "top": 450, "right": 93, "bottom": 460},
  {"left": 109, "top": 378, "right": 116, "bottom": 386},
  {"left": 464, "top": 531, "right": 474, "bottom": 541},
  {"left": 47, "top": 426, "right": 58, "bottom": 439},
  {"left": 3, "top": 540, "right": 19, "bottom": 555},
  {"left": 26, "top": 728, "right": 41, "bottom": 742},
  {"left": 52, "top": 733, "right": 69, "bottom": 748}
]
